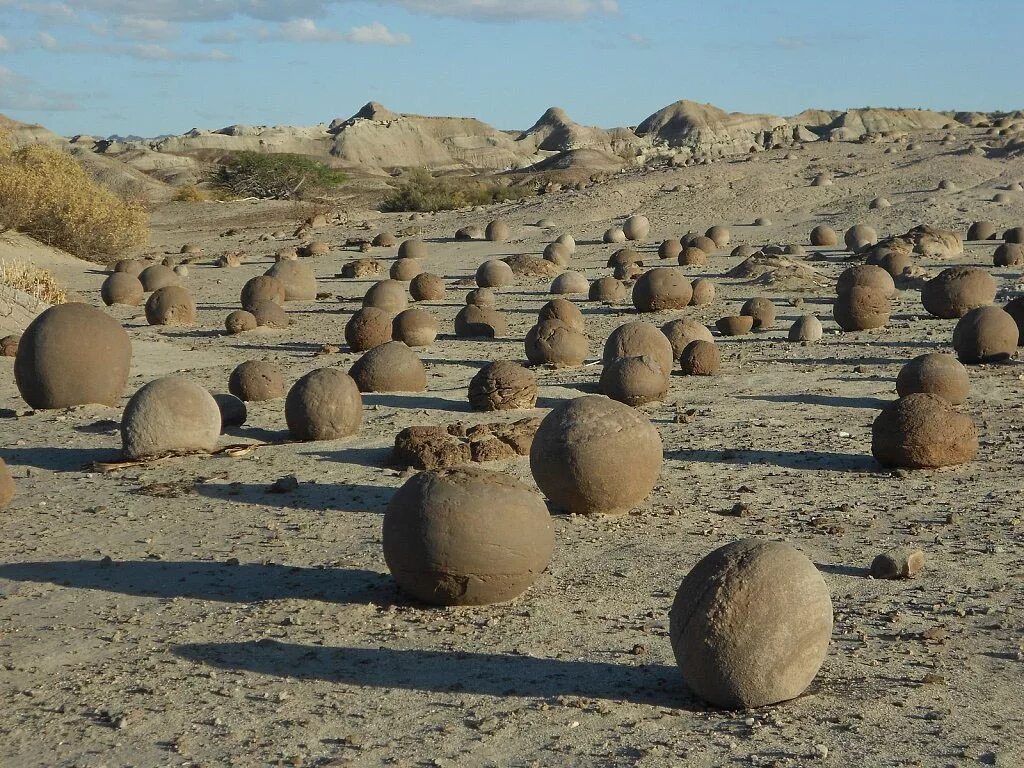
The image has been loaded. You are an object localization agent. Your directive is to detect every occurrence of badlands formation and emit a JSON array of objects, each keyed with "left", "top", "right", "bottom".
[{"left": 0, "top": 100, "right": 1023, "bottom": 767}]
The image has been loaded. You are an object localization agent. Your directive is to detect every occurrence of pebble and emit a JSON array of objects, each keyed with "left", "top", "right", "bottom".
[{"left": 871, "top": 547, "right": 925, "bottom": 579}]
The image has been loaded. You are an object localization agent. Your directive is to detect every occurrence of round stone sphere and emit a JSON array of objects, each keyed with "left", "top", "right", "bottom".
[
  {"left": 690, "top": 278, "right": 715, "bottom": 305},
  {"left": 525, "top": 320, "right": 588, "bottom": 367},
  {"left": 740, "top": 297, "right": 777, "bottom": 330},
  {"left": 967, "top": 221, "right": 997, "bottom": 241},
  {"left": 896, "top": 353, "right": 969, "bottom": 404},
  {"left": 538, "top": 298, "right": 584, "bottom": 332},
  {"left": 872, "top": 393, "right": 978, "bottom": 468},
  {"left": 623, "top": 214, "right": 650, "bottom": 241},
  {"left": 607, "top": 248, "right": 641, "bottom": 270},
  {"left": 921, "top": 267, "right": 996, "bottom": 319},
  {"left": 113, "top": 258, "right": 146, "bottom": 276},
  {"left": 372, "top": 232, "right": 397, "bottom": 248},
  {"left": 604, "top": 321, "right": 674, "bottom": 376},
  {"left": 838, "top": 265, "right": 896, "bottom": 298},
  {"left": 680, "top": 340, "right": 720, "bottom": 376},
  {"left": 466, "top": 287, "right": 497, "bottom": 308},
  {"left": 716, "top": 315, "right": 754, "bottom": 336},
  {"left": 731, "top": 244, "right": 758, "bottom": 259},
  {"left": 661, "top": 318, "right": 714, "bottom": 359},
  {"left": 349, "top": 341, "right": 426, "bottom": 392},
  {"left": 691, "top": 235, "right": 718, "bottom": 255},
  {"left": 265, "top": 260, "right": 317, "bottom": 301},
  {"left": 15, "top": 303, "right": 131, "bottom": 409},
  {"left": 228, "top": 360, "right": 286, "bottom": 402},
  {"left": 633, "top": 267, "right": 693, "bottom": 312},
  {"left": 678, "top": 246, "right": 709, "bottom": 267},
  {"left": 669, "top": 539, "right": 833, "bottom": 709},
  {"left": 241, "top": 275, "right": 286, "bottom": 310},
  {"left": 0, "top": 458, "right": 13, "bottom": 509},
  {"left": 603, "top": 226, "right": 626, "bottom": 244},
  {"left": 555, "top": 233, "right": 576, "bottom": 253},
  {"left": 485, "top": 219, "right": 510, "bottom": 242},
  {"left": 285, "top": 368, "right": 363, "bottom": 442},
  {"left": 145, "top": 285, "right": 196, "bottom": 326},
  {"left": 530, "top": 395, "right": 663, "bottom": 515},
  {"left": 455, "top": 305, "right": 507, "bottom": 338},
  {"left": 101, "top": 273, "right": 144, "bottom": 306},
  {"left": 658, "top": 239, "right": 683, "bottom": 260},
  {"left": 1005, "top": 296, "right": 1024, "bottom": 346},
  {"left": 705, "top": 225, "right": 730, "bottom": 247},
  {"left": 869, "top": 197, "right": 891, "bottom": 209},
  {"left": 409, "top": 272, "right": 446, "bottom": 301},
  {"left": 468, "top": 360, "right": 538, "bottom": 411},
  {"left": 398, "top": 239, "right": 428, "bottom": 259},
  {"left": 589, "top": 276, "right": 626, "bottom": 303},
  {"left": 789, "top": 315, "right": 823, "bottom": 342},
  {"left": 382, "top": 466, "right": 554, "bottom": 605},
  {"left": 550, "top": 271, "right": 589, "bottom": 295},
  {"left": 390, "top": 258, "right": 423, "bottom": 282},
  {"left": 993, "top": 243, "right": 1024, "bottom": 267},
  {"left": 392, "top": 307, "right": 438, "bottom": 348},
  {"left": 543, "top": 242, "right": 572, "bottom": 266},
  {"left": 865, "top": 248, "right": 914, "bottom": 279},
  {"left": 121, "top": 376, "right": 221, "bottom": 460},
  {"left": 600, "top": 354, "right": 668, "bottom": 406},
  {"left": 345, "top": 306, "right": 394, "bottom": 352},
  {"left": 249, "top": 299, "right": 289, "bottom": 328},
  {"left": 952, "top": 306, "right": 1018, "bottom": 364},
  {"left": 844, "top": 224, "right": 878, "bottom": 253},
  {"left": 213, "top": 392, "right": 247, "bottom": 429},
  {"left": 833, "top": 285, "right": 890, "bottom": 331},
  {"left": 455, "top": 225, "right": 483, "bottom": 241},
  {"left": 139, "top": 264, "right": 179, "bottom": 292},
  {"left": 1003, "top": 226, "right": 1024, "bottom": 244},
  {"left": 476, "top": 259, "right": 515, "bottom": 288},
  {"left": 363, "top": 279, "right": 409, "bottom": 314},
  {"left": 809, "top": 225, "right": 838, "bottom": 247}
]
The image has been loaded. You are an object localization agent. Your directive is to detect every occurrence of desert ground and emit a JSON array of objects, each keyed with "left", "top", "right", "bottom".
[{"left": 1, "top": 121, "right": 1023, "bottom": 768}]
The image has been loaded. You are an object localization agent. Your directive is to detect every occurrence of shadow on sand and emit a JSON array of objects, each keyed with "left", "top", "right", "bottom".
[{"left": 669, "top": 448, "right": 877, "bottom": 473}]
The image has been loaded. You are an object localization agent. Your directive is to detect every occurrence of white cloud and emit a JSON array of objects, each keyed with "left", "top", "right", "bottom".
[
  {"left": 396, "top": 0, "right": 618, "bottom": 20},
  {"left": 200, "top": 29, "right": 243, "bottom": 44},
  {"left": 776, "top": 36, "right": 807, "bottom": 51},
  {"left": 0, "top": 34, "right": 10, "bottom": 52},
  {"left": 277, "top": 18, "right": 342, "bottom": 42},
  {"left": 267, "top": 18, "right": 410, "bottom": 45},
  {"left": 37, "top": 31, "right": 60, "bottom": 50},
  {"left": 127, "top": 44, "right": 234, "bottom": 62},
  {"left": 92, "top": 18, "right": 180, "bottom": 41},
  {"left": 344, "top": 22, "right": 410, "bottom": 45},
  {"left": 0, "top": 64, "right": 81, "bottom": 111}
]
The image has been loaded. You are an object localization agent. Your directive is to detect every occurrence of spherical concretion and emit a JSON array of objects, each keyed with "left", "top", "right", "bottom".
[
  {"left": 789, "top": 315, "right": 823, "bottom": 342},
  {"left": 599, "top": 354, "right": 669, "bottom": 406},
  {"left": 921, "top": 267, "right": 996, "bottom": 319},
  {"left": 0, "top": 457, "right": 15, "bottom": 509},
  {"left": 275, "top": 247, "right": 298, "bottom": 262},
  {"left": 869, "top": 197, "right": 891, "bottom": 209},
  {"left": 101, "top": 272, "right": 144, "bottom": 306},
  {"left": 139, "top": 264, "right": 179, "bottom": 292},
  {"left": 896, "top": 353, "right": 969, "bottom": 404},
  {"left": 173, "top": 264, "right": 189, "bottom": 279},
  {"left": 844, "top": 224, "right": 878, "bottom": 253},
  {"left": 301, "top": 241, "right": 330, "bottom": 258},
  {"left": 121, "top": 376, "right": 221, "bottom": 460},
  {"left": 952, "top": 306, "right": 1018, "bottom": 364},
  {"left": 680, "top": 340, "right": 720, "bottom": 376},
  {"left": 1004, "top": 226, "right": 1024, "bottom": 244},
  {"left": 669, "top": 539, "right": 833, "bottom": 709},
  {"left": 392, "top": 307, "right": 439, "bottom": 348},
  {"left": 543, "top": 242, "right": 572, "bottom": 266},
  {"left": 1005, "top": 297, "right": 1024, "bottom": 346},
  {"left": 382, "top": 466, "right": 554, "bottom": 605},
  {"left": 145, "top": 285, "right": 196, "bottom": 327},
  {"left": 810, "top": 225, "right": 839, "bottom": 247},
  {"left": 228, "top": 360, "right": 286, "bottom": 402},
  {"left": 967, "top": 221, "right": 997, "bottom": 241},
  {"left": 466, "top": 287, "right": 497, "bottom": 308},
  {"left": 633, "top": 267, "right": 693, "bottom": 312},
  {"left": 0, "top": 334, "right": 19, "bottom": 357},
  {"left": 613, "top": 262, "right": 643, "bottom": 281},
  {"left": 476, "top": 259, "right": 515, "bottom": 288},
  {"left": 690, "top": 278, "right": 716, "bottom": 305},
  {"left": 623, "top": 214, "right": 650, "bottom": 241},
  {"left": 607, "top": 248, "right": 642, "bottom": 269},
  {"left": 530, "top": 395, "right": 663, "bottom": 515},
  {"left": 833, "top": 285, "right": 890, "bottom": 331},
  {"left": 349, "top": 341, "right": 426, "bottom": 392},
  {"left": 249, "top": 299, "right": 289, "bottom": 328},
  {"left": 455, "top": 305, "right": 507, "bottom": 338},
  {"left": 372, "top": 232, "right": 397, "bottom": 248},
  {"left": 555, "top": 233, "right": 576, "bottom": 253},
  {"left": 468, "top": 360, "right": 538, "bottom": 411},
  {"left": 525, "top": 320, "right": 589, "bottom": 367},
  {"left": 589, "top": 276, "right": 627, "bottom": 303},
  {"left": 865, "top": 248, "right": 914, "bottom": 279},
  {"left": 705, "top": 225, "right": 731, "bottom": 247},
  {"left": 678, "top": 246, "right": 709, "bottom": 267},
  {"left": 409, "top": 272, "right": 446, "bottom": 301},
  {"left": 550, "top": 271, "right": 589, "bottom": 295},
  {"left": 113, "top": 258, "right": 146, "bottom": 276},
  {"left": 604, "top": 322, "right": 674, "bottom": 376},
  {"left": 455, "top": 225, "right": 483, "bottom": 241},
  {"left": 15, "top": 303, "right": 131, "bottom": 409},
  {"left": 398, "top": 239, "right": 428, "bottom": 259},
  {"left": 213, "top": 392, "right": 247, "bottom": 429},
  {"left": 363, "top": 279, "right": 409, "bottom": 314},
  {"left": 784, "top": 244, "right": 806, "bottom": 256},
  {"left": 485, "top": 219, "right": 510, "bottom": 242},
  {"left": 993, "top": 243, "right": 1024, "bottom": 267},
  {"left": 740, "top": 297, "right": 777, "bottom": 331},
  {"left": 603, "top": 227, "right": 626, "bottom": 244},
  {"left": 265, "top": 260, "right": 317, "bottom": 301},
  {"left": 837, "top": 264, "right": 897, "bottom": 298},
  {"left": 390, "top": 258, "right": 423, "bottom": 282},
  {"left": 661, "top": 318, "right": 714, "bottom": 359},
  {"left": 285, "top": 368, "right": 363, "bottom": 442},
  {"left": 538, "top": 298, "right": 585, "bottom": 332},
  {"left": 345, "top": 306, "right": 394, "bottom": 352},
  {"left": 754, "top": 217, "right": 772, "bottom": 226},
  {"left": 731, "top": 244, "right": 758, "bottom": 259},
  {"left": 659, "top": 240, "right": 683, "bottom": 260},
  {"left": 692, "top": 235, "right": 718, "bottom": 255},
  {"left": 872, "top": 393, "right": 978, "bottom": 468},
  {"left": 716, "top": 315, "right": 754, "bottom": 336},
  {"left": 241, "top": 275, "right": 286, "bottom": 310}
]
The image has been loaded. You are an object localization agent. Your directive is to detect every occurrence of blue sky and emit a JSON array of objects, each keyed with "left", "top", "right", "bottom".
[{"left": 0, "top": 0, "right": 1021, "bottom": 138}]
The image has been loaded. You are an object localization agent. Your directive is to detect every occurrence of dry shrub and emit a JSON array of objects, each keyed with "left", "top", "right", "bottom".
[
  {"left": 0, "top": 135, "right": 149, "bottom": 260},
  {"left": 380, "top": 168, "right": 534, "bottom": 213},
  {"left": 173, "top": 184, "right": 210, "bottom": 203},
  {"left": 0, "top": 258, "right": 68, "bottom": 305}
]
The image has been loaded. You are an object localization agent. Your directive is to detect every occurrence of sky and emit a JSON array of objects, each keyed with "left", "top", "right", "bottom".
[{"left": 0, "top": 0, "right": 1021, "bottom": 138}]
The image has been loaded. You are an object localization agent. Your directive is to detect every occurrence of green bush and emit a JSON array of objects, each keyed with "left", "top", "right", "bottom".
[
  {"left": 209, "top": 152, "right": 346, "bottom": 200},
  {"left": 381, "top": 169, "right": 529, "bottom": 212}
]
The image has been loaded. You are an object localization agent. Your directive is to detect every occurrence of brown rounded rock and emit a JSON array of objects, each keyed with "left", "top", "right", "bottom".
[
  {"left": 349, "top": 341, "right": 426, "bottom": 392},
  {"left": 661, "top": 318, "right": 713, "bottom": 359},
  {"left": 589, "top": 276, "right": 626, "bottom": 303},
  {"left": 1005, "top": 296, "right": 1024, "bottom": 346},
  {"left": 398, "top": 239, "right": 428, "bottom": 259},
  {"left": 689, "top": 278, "right": 715, "bottom": 306},
  {"left": 139, "top": 264, "right": 179, "bottom": 292},
  {"left": 285, "top": 368, "right": 363, "bottom": 441},
  {"left": 265, "top": 260, "right": 317, "bottom": 301},
  {"left": 600, "top": 355, "right": 668, "bottom": 405},
  {"left": 485, "top": 219, "right": 510, "bottom": 242},
  {"left": 121, "top": 376, "right": 221, "bottom": 460},
  {"left": 993, "top": 243, "right": 1024, "bottom": 267},
  {"left": 101, "top": 273, "right": 144, "bottom": 306},
  {"left": 716, "top": 315, "right": 754, "bottom": 336},
  {"left": 525, "top": 320, "right": 588, "bottom": 367},
  {"left": 691, "top": 235, "right": 718, "bottom": 255},
  {"left": 788, "top": 315, "right": 823, "bottom": 342},
  {"left": 967, "top": 221, "right": 997, "bottom": 241},
  {"left": 921, "top": 267, "right": 996, "bottom": 319},
  {"left": 658, "top": 239, "right": 683, "bottom": 260},
  {"left": 538, "top": 298, "right": 584, "bottom": 332},
  {"left": 372, "top": 232, "right": 397, "bottom": 248},
  {"left": 345, "top": 306, "right": 394, "bottom": 352},
  {"left": 390, "top": 258, "right": 423, "bottom": 282},
  {"left": 678, "top": 246, "right": 709, "bottom": 267},
  {"left": 810, "top": 225, "right": 838, "bottom": 247},
  {"left": 113, "top": 259, "right": 146, "bottom": 276},
  {"left": 249, "top": 300, "right": 289, "bottom": 328},
  {"left": 409, "top": 272, "right": 446, "bottom": 301},
  {"left": 844, "top": 224, "right": 878, "bottom": 253},
  {"left": 455, "top": 225, "right": 483, "bottom": 241},
  {"left": 300, "top": 241, "right": 330, "bottom": 258},
  {"left": 363, "top": 279, "right": 409, "bottom": 314},
  {"left": 543, "top": 242, "right": 572, "bottom": 266},
  {"left": 603, "top": 226, "right": 626, "bottom": 244},
  {"left": 213, "top": 392, "right": 247, "bottom": 429},
  {"left": 872, "top": 393, "right": 978, "bottom": 468},
  {"left": 679, "top": 340, "right": 720, "bottom": 375},
  {"left": 466, "top": 287, "right": 497, "bottom": 308},
  {"left": 896, "top": 353, "right": 969, "bottom": 404},
  {"left": 633, "top": 267, "right": 693, "bottom": 312},
  {"left": 865, "top": 248, "right": 914, "bottom": 279},
  {"left": 228, "top": 360, "right": 286, "bottom": 402},
  {"left": 241, "top": 275, "right": 286, "bottom": 310},
  {"left": 0, "top": 458, "right": 15, "bottom": 509},
  {"left": 607, "top": 248, "right": 642, "bottom": 269},
  {"left": 623, "top": 214, "right": 650, "bottom": 241},
  {"left": 550, "top": 271, "right": 589, "bottom": 295},
  {"left": 340, "top": 258, "right": 382, "bottom": 279},
  {"left": 476, "top": 259, "right": 515, "bottom": 288},
  {"left": 1, "top": 334, "right": 19, "bottom": 357},
  {"left": 224, "top": 309, "right": 257, "bottom": 335},
  {"left": 604, "top": 322, "right": 674, "bottom": 376},
  {"left": 145, "top": 285, "right": 196, "bottom": 326},
  {"left": 837, "top": 265, "right": 896, "bottom": 298},
  {"left": 392, "top": 307, "right": 438, "bottom": 348},
  {"left": 705, "top": 225, "right": 730, "bottom": 247},
  {"left": 740, "top": 297, "right": 777, "bottom": 331},
  {"left": 469, "top": 361, "right": 538, "bottom": 411},
  {"left": 1004, "top": 226, "right": 1024, "bottom": 244},
  {"left": 952, "top": 306, "right": 1018, "bottom": 364},
  {"left": 455, "top": 305, "right": 507, "bottom": 338},
  {"left": 834, "top": 285, "right": 890, "bottom": 331}
]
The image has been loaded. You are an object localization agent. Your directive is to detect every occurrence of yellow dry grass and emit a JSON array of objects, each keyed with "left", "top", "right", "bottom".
[{"left": 0, "top": 258, "right": 67, "bottom": 305}]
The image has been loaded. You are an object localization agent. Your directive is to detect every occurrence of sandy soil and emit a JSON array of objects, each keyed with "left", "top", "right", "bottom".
[{"left": 1, "top": 126, "right": 1023, "bottom": 767}]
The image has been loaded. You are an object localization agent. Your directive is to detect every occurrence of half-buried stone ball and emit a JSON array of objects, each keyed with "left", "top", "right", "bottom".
[
  {"left": 599, "top": 355, "right": 668, "bottom": 406},
  {"left": 872, "top": 393, "right": 978, "bottom": 468},
  {"left": 678, "top": 246, "right": 709, "bottom": 267},
  {"left": 690, "top": 278, "right": 715, "bottom": 305},
  {"left": 485, "top": 219, "right": 510, "bottom": 242},
  {"left": 525, "top": 320, "right": 588, "bottom": 367},
  {"left": 837, "top": 265, "right": 896, "bottom": 298},
  {"left": 623, "top": 214, "right": 650, "bottom": 241},
  {"left": 633, "top": 267, "right": 693, "bottom": 312},
  {"left": 967, "top": 221, "right": 997, "bottom": 241},
  {"left": 390, "top": 258, "right": 422, "bottom": 282},
  {"left": 691, "top": 236, "right": 718, "bottom": 255},
  {"left": 669, "top": 539, "right": 833, "bottom": 709},
  {"left": 530, "top": 395, "right": 663, "bottom": 515},
  {"left": 213, "top": 393, "right": 247, "bottom": 429},
  {"left": 372, "top": 232, "right": 397, "bottom": 248},
  {"left": 661, "top": 318, "right": 713, "bottom": 360},
  {"left": 993, "top": 243, "right": 1024, "bottom": 267},
  {"left": 680, "top": 340, "right": 720, "bottom": 375},
  {"left": 543, "top": 242, "right": 572, "bottom": 266},
  {"left": 285, "top": 368, "right": 363, "bottom": 442},
  {"left": 603, "top": 226, "right": 626, "bottom": 244},
  {"left": 350, "top": 341, "right": 426, "bottom": 392},
  {"left": 265, "top": 260, "right": 317, "bottom": 301},
  {"left": 382, "top": 466, "right": 554, "bottom": 606},
  {"left": 139, "top": 264, "right": 178, "bottom": 293},
  {"left": 705, "top": 225, "right": 730, "bottom": 248},
  {"left": 589, "top": 276, "right": 626, "bottom": 303},
  {"left": 455, "top": 225, "right": 483, "bottom": 241},
  {"left": 121, "top": 376, "right": 221, "bottom": 460},
  {"left": 468, "top": 361, "right": 538, "bottom": 411},
  {"left": 145, "top": 285, "right": 196, "bottom": 326},
  {"left": 466, "top": 287, "right": 496, "bottom": 308},
  {"left": 865, "top": 248, "right": 914, "bottom": 279},
  {"left": 833, "top": 286, "right": 890, "bottom": 331},
  {"left": 345, "top": 307, "right": 393, "bottom": 352},
  {"left": 0, "top": 458, "right": 15, "bottom": 509},
  {"left": 249, "top": 300, "right": 289, "bottom": 328},
  {"left": 896, "top": 353, "right": 969, "bottom": 404},
  {"left": 409, "top": 272, "right": 446, "bottom": 301},
  {"left": 101, "top": 273, "right": 144, "bottom": 306},
  {"left": 810, "top": 225, "right": 839, "bottom": 247},
  {"left": 555, "top": 233, "right": 576, "bottom": 253},
  {"left": 789, "top": 315, "right": 823, "bottom": 342},
  {"left": 15, "top": 303, "right": 131, "bottom": 409},
  {"left": 476, "top": 259, "right": 515, "bottom": 288},
  {"left": 740, "top": 297, "right": 776, "bottom": 331},
  {"left": 228, "top": 360, "right": 286, "bottom": 402},
  {"left": 604, "top": 321, "right": 674, "bottom": 376},
  {"left": 607, "top": 248, "right": 641, "bottom": 270},
  {"left": 716, "top": 315, "right": 754, "bottom": 336},
  {"left": 398, "top": 239, "right": 428, "bottom": 259},
  {"left": 659, "top": 240, "right": 683, "bottom": 260},
  {"left": 538, "top": 298, "right": 584, "bottom": 332},
  {"left": 550, "top": 271, "right": 589, "bottom": 295},
  {"left": 392, "top": 308, "right": 438, "bottom": 348},
  {"left": 113, "top": 258, "right": 146, "bottom": 276},
  {"left": 952, "top": 306, "right": 1018, "bottom": 364},
  {"left": 363, "top": 279, "right": 408, "bottom": 314},
  {"left": 844, "top": 224, "right": 878, "bottom": 253},
  {"left": 241, "top": 275, "right": 285, "bottom": 310},
  {"left": 455, "top": 305, "right": 507, "bottom": 338},
  {"left": 921, "top": 267, "right": 996, "bottom": 319}
]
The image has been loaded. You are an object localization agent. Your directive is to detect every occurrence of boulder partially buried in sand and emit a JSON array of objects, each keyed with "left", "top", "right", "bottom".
[
  {"left": 285, "top": 368, "right": 363, "bottom": 441},
  {"left": 525, "top": 320, "right": 588, "bottom": 367},
  {"left": 599, "top": 354, "right": 669, "bottom": 405},
  {"left": 952, "top": 306, "right": 1018, "bottom": 364},
  {"left": 604, "top": 321, "right": 674, "bottom": 376},
  {"left": 921, "top": 267, "right": 996, "bottom": 319},
  {"left": 871, "top": 393, "right": 978, "bottom": 469},
  {"left": 349, "top": 341, "right": 426, "bottom": 392},
  {"left": 896, "top": 353, "right": 969, "bottom": 404},
  {"left": 121, "top": 376, "right": 221, "bottom": 460},
  {"left": 468, "top": 361, "right": 538, "bottom": 411}
]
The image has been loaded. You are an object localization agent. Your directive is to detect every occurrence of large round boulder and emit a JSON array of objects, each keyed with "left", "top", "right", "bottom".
[
  {"left": 121, "top": 376, "right": 221, "bottom": 460},
  {"left": 345, "top": 306, "right": 393, "bottom": 352},
  {"left": 833, "top": 285, "right": 890, "bottom": 331},
  {"left": 896, "top": 353, "right": 969, "bottom": 404},
  {"left": 145, "top": 285, "right": 196, "bottom": 326},
  {"left": 623, "top": 214, "right": 650, "bottom": 241},
  {"left": 101, "top": 273, "right": 144, "bottom": 306},
  {"left": 285, "top": 368, "right": 363, "bottom": 441},
  {"left": 604, "top": 322, "right": 673, "bottom": 376},
  {"left": 599, "top": 355, "right": 668, "bottom": 406},
  {"left": 265, "top": 260, "right": 317, "bottom": 301},
  {"left": 241, "top": 275, "right": 286, "bottom": 310},
  {"left": 661, "top": 318, "right": 714, "bottom": 360},
  {"left": 228, "top": 360, "right": 286, "bottom": 402},
  {"left": 454, "top": 305, "right": 507, "bottom": 338},
  {"left": 525, "top": 320, "right": 588, "bottom": 367},
  {"left": 921, "top": 267, "right": 996, "bottom": 319},
  {"left": 468, "top": 361, "right": 538, "bottom": 411},
  {"left": 476, "top": 259, "right": 515, "bottom": 288},
  {"left": 952, "top": 306, "right": 1018, "bottom": 364},
  {"left": 632, "top": 267, "right": 693, "bottom": 312},
  {"left": 872, "top": 393, "right": 978, "bottom": 468},
  {"left": 392, "top": 308, "right": 438, "bottom": 348},
  {"left": 349, "top": 341, "right": 426, "bottom": 392},
  {"left": 363, "top": 279, "right": 408, "bottom": 314}
]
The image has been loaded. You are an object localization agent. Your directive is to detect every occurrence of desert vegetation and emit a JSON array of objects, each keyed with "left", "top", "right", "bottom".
[
  {"left": 208, "top": 151, "right": 346, "bottom": 200},
  {"left": 380, "top": 168, "right": 533, "bottom": 212}
]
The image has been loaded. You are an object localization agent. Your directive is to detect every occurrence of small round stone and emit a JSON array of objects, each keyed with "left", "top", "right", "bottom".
[
  {"left": 345, "top": 306, "right": 394, "bottom": 352},
  {"left": 392, "top": 308, "right": 439, "bottom": 348},
  {"left": 896, "top": 353, "right": 969, "bottom": 404},
  {"left": 285, "top": 368, "right": 363, "bottom": 441},
  {"left": 788, "top": 315, "right": 823, "bottom": 342},
  {"left": 225, "top": 310, "right": 257, "bottom": 335},
  {"left": 228, "top": 360, "right": 286, "bottom": 402},
  {"left": 679, "top": 340, "right": 720, "bottom": 375},
  {"left": 349, "top": 341, "right": 426, "bottom": 392},
  {"left": 810, "top": 225, "right": 837, "bottom": 247}
]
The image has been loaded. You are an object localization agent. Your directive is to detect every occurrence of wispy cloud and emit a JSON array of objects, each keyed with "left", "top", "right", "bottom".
[
  {"left": 775, "top": 36, "right": 807, "bottom": 51},
  {"left": 90, "top": 18, "right": 180, "bottom": 41},
  {"left": 200, "top": 29, "right": 243, "bottom": 45},
  {"left": 0, "top": 34, "right": 11, "bottom": 52},
  {"left": 0, "top": 65, "right": 81, "bottom": 111},
  {"left": 266, "top": 18, "right": 410, "bottom": 45},
  {"left": 127, "top": 44, "right": 234, "bottom": 62},
  {"left": 37, "top": 31, "right": 60, "bottom": 51},
  {"left": 344, "top": 23, "right": 410, "bottom": 45}
]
